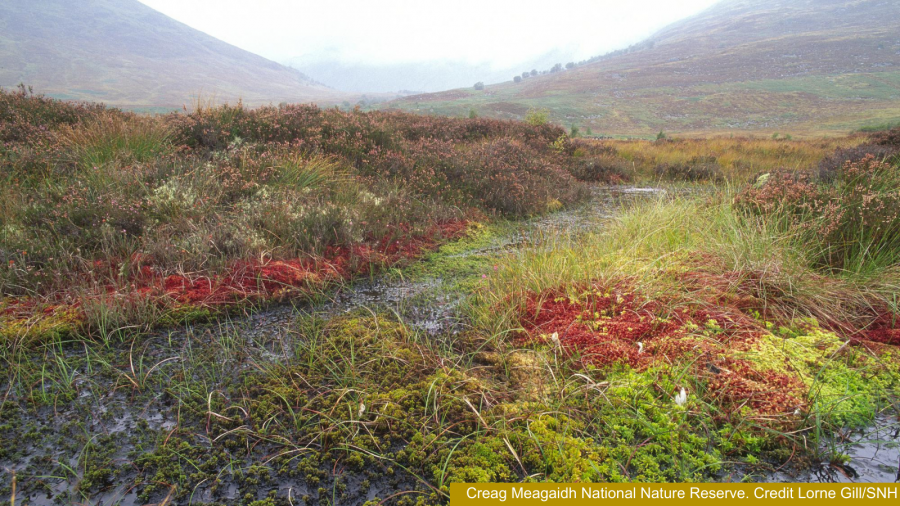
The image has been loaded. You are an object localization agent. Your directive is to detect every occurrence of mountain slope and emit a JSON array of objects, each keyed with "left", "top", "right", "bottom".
[
  {"left": 0, "top": 0, "right": 342, "bottom": 108},
  {"left": 284, "top": 49, "right": 577, "bottom": 94},
  {"left": 386, "top": 0, "right": 900, "bottom": 136}
]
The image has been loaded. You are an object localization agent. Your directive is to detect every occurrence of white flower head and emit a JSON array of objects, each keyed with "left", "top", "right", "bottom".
[
  {"left": 674, "top": 387, "right": 687, "bottom": 406},
  {"left": 550, "top": 332, "right": 560, "bottom": 346},
  {"left": 637, "top": 342, "right": 644, "bottom": 354},
  {"left": 358, "top": 403, "right": 366, "bottom": 418}
]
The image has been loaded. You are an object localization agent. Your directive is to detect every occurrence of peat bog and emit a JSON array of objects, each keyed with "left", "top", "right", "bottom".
[{"left": 1, "top": 89, "right": 900, "bottom": 504}]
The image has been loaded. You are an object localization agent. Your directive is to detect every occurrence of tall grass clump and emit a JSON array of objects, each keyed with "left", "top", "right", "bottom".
[
  {"left": 59, "top": 112, "right": 173, "bottom": 168},
  {"left": 271, "top": 152, "right": 341, "bottom": 190},
  {"left": 472, "top": 193, "right": 815, "bottom": 333}
]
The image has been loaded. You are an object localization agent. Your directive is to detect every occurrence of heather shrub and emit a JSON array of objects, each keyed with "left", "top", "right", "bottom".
[
  {"left": 170, "top": 103, "right": 565, "bottom": 155},
  {"left": 868, "top": 126, "right": 900, "bottom": 147},
  {"left": 0, "top": 85, "right": 105, "bottom": 144},
  {"left": 568, "top": 154, "right": 630, "bottom": 183},
  {"left": 456, "top": 138, "right": 586, "bottom": 215},
  {"left": 0, "top": 141, "right": 63, "bottom": 182},
  {"left": 654, "top": 156, "right": 724, "bottom": 182},
  {"left": 816, "top": 144, "right": 899, "bottom": 182},
  {"left": 1, "top": 92, "right": 588, "bottom": 297},
  {"left": 166, "top": 103, "right": 578, "bottom": 215},
  {"left": 21, "top": 162, "right": 149, "bottom": 250},
  {"left": 736, "top": 155, "right": 900, "bottom": 271}
]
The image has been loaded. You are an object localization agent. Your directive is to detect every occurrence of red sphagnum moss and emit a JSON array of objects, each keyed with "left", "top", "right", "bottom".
[
  {"left": 516, "top": 279, "right": 857, "bottom": 418},
  {"left": 1, "top": 220, "right": 469, "bottom": 340}
]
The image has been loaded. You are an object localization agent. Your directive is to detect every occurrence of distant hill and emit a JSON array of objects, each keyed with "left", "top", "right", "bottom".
[
  {"left": 0, "top": 0, "right": 343, "bottom": 109},
  {"left": 385, "top": 0, "right": 900, "bottom": 136},
  {"left": 284, "top": 49, "right": 578, "bottom": 94}
]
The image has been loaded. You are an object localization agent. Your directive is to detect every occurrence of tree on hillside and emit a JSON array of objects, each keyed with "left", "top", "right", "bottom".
[
  {"left": 550, "top": 63, "right": 563, "bottom": 73},
  {"left": 566, "top": 62, "right": 576, "bottom": 69},
  {"left": 514, "top": 75, "right": 522, "bottom": 83},
  {"left": 530, "top": 69, "right": 538, "bottom": 76},
  {"left": 525, "top": 108, "right": 549, "bottom": 126},
  {"left": 474, "top": 82, "right": 484, "bottom": 90},
  {"left": 522, "top": 71, "right": 530, "bottom": 79}
]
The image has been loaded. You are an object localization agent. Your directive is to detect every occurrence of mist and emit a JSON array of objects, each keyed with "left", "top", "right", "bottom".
[{"left": 138, "top": 0, "right": 720, "bottom": 92}]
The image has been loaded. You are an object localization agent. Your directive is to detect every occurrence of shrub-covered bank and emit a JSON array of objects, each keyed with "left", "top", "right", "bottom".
[{"left": 0, "top": 88, "right": 599, "bottom": 343}]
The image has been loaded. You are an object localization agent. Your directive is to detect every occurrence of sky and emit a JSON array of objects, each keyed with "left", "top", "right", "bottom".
[{"left": 137, "top": 0, "right": 721, "bottom": 69}]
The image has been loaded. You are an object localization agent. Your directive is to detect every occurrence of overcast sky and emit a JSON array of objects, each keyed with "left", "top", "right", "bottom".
[{"left": 138, "top": 0, "right": 721, "bottom": 68}]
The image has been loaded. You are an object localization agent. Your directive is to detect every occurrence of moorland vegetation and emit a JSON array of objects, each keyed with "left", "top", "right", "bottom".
[{"left": 1, "top": 88, "right": 899, "bottom": 504}]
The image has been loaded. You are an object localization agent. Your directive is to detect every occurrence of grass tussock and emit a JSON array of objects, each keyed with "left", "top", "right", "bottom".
[
  {"left": 478, "top": 190, "right": 900, "bottom": 341},
  {"left": 58, "top": 111, "right": 173, "bottom": 169}
]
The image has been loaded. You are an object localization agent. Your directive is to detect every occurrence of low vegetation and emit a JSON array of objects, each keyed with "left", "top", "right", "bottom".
[
  {"left": 2, "top": 88, "right": 899, "bottom": 504},
  {"left": 570, "top": 136, "right": 863, "bottom": 183},
  {"left": 0, "top": 88, "right": 596, "bottom": 342}
]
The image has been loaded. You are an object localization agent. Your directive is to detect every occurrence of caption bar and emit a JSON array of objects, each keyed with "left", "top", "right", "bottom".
[{"left": 450, "top": 484, "right": 898, "bottom": 504}]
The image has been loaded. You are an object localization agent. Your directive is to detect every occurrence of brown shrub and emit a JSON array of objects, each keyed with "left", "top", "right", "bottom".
[{"left": 654, "top": 156, "right": 724, "bottom": 182}]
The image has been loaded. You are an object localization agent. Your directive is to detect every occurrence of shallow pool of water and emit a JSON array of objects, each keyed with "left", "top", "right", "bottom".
[{"left": 762, "top": 414, "right": 900, "bottom": 483}]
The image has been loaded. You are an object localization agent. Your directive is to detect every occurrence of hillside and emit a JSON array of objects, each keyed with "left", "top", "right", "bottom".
[
  {"left": 0, "top": 0, "right": 342, "bottom": 109},
  {"left": 283, "top": 49, "right": 577, "bottom": 94},
  {"left": 385, "top": 0, "right": 900, "bottom": 136}
]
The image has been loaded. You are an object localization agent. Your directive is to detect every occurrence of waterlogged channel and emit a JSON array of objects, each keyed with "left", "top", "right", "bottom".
[
  {"left": 764, "top": 415, "right": 900, "bottom": 483},
  {"left": 2, "top": 186, "right": 897, "bottom": 506}
]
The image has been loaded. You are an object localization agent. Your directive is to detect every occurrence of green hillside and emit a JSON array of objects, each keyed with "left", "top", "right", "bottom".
[{"left": 385, "top": 0, "right": 900, "bottom": 136}]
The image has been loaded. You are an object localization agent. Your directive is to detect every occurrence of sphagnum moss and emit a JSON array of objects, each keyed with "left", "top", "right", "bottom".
[
  {"left": 0, "top": 313, "right": 741, "bottom": 503},
  {"left": 472, "top": 189, "right": 900, "bottom": 483}
]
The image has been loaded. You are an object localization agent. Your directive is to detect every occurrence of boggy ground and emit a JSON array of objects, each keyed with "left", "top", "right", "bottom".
[
  {"left": 3, "top": 90, "right": 900, "bottom": 504},
  {"left": 3, "top": 186, "right": 899, "bottom": 505},
  {"left": 0, "top": 187, "right": 652, "bottom": 505}
]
